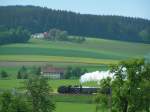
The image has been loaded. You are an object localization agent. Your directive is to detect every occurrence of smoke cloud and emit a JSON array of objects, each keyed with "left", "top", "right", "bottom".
[{"left": 80, "top": 70, "right": 114, "bottom": 83}]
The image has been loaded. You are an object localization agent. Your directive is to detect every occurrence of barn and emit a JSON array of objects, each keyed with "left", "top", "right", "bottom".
[{"left": 41, "top": 66, "right": 65, "bottom": 79}]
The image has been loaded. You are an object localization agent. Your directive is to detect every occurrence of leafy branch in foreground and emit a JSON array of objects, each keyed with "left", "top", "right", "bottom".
[{"left": 95, "top": 59, "right": 150, "bottom": 112}]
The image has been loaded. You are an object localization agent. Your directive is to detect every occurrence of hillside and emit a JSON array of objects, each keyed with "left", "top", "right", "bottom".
[
  {"left": 0, "top": 37, "right": 150, "bottom": 64},
  {"left": 0, "top": 5, "right": 150, "bottom": 43}
]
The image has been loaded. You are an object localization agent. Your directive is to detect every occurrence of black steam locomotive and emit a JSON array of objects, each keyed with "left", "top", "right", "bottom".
[
  {"left": 58, "top": 85, "right": 97, "bottom": 94},
  {"left": 57, "top": 85, "right": 111, "bottom": 94}
]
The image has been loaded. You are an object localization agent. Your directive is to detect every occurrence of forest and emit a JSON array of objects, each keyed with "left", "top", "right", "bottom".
[
  {"left": 0, "top": 27, "right": 30, "bottom": 45},
  {"left": 0, "top": 5, "right": 150, "bottom": 43}
]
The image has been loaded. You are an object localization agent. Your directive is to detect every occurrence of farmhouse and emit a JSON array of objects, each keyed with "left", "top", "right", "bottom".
[
  {"left": 41, "top": 66, "right": 65, "bottom": 79},
  {"left": 31, "top": 33, "right": 44, "bottom": 39}
]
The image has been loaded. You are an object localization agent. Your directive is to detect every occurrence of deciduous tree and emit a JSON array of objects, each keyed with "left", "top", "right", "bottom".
[{"left": 25, "top": 77, "right": 55, "bottom": 112}]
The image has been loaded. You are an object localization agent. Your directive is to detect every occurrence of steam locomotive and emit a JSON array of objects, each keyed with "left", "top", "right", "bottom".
[{"left": 57, "top": 85, "right": 111, "bottom": 94}]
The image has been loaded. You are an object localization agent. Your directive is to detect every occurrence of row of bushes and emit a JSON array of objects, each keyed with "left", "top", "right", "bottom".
[
  {"left": 0, "top": 66, "right": 87, "bottom": 79},
  {"left": 0, "top": 66, "right": 41, "bottom": 79}
]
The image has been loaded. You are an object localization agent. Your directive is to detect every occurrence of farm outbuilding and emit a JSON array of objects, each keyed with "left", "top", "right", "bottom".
[{"left": 41, "top": 66, "right": 65, "bottom": 79}]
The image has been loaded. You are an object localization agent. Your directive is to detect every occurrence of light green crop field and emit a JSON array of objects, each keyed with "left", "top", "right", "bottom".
[
  {"left": 0, "top": 37, "right": 149, "bottom": 64},
  {"left": 0, "top": 55, "right": 118, "bottom": 65}
]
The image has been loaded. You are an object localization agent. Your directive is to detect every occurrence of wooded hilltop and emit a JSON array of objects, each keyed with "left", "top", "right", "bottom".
[{"left": 0, "top": 5, "right": 150, "bottom": 43}]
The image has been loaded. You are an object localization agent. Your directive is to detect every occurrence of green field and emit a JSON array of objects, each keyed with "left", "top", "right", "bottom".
[
  {"left": 0, "top": 37, "right": 150, "bottom": 64},
  {"left": 0, "top": 79, "right": 98, "bottom": 91},
  {"left": 0, "top": 37, "right": 149, "bottom": 112},
  {"left": 55, "top": 102, "right": 107, "bottom": 112}
]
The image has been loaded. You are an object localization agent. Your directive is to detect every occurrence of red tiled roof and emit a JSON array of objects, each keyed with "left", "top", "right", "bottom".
[{"left": 41, "top": 66, "right": 65, "bottom": 73}]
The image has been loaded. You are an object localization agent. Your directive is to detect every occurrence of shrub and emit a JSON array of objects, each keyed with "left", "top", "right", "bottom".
[{"left": 0, "top": 70, "right": 8, "bottom": 78}]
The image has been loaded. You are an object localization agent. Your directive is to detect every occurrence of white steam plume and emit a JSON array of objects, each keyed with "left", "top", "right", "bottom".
[{"left": 80, "top": 71, "right": 114, "bottom": 83}]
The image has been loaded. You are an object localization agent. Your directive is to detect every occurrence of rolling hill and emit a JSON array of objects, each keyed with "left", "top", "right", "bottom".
[{"left": 0, "top": 37, "right": 150, "bottom": 65}]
